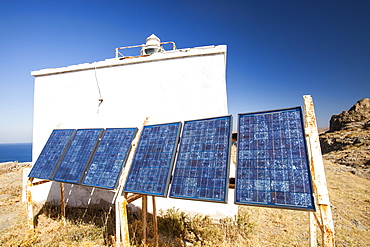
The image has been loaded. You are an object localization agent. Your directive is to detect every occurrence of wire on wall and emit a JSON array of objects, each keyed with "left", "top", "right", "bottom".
[{"left": 94, "top": 64, "right": 104, "bottom": 113}]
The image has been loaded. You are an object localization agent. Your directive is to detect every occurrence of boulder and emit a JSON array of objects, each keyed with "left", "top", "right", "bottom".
[
  {"left": 329, "top": 98, "right": 370, "bottom": 132},
  {"left": 320, "top": 98, "right": 370, "bottom": 179}
]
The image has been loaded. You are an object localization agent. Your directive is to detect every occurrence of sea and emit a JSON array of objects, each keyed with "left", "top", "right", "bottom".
[{"left": 0, "top": 143, "right": 32, "bottom": 163}]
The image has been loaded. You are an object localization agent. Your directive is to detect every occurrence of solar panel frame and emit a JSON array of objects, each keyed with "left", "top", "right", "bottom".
[
  {"left": 124, "top": 122, "right": 182, "bottom": 197},
  {"left": 169, "top": 115, "right": 233, "bottom": 203},
  {"left": 28, "top": 129, "right": 76, "bottom": 180},
  {"left": 235, "top": 107, "right": 315, "bottom": 211},
  {"left": 52, "top": 128, "right": 104, "bottom": 184},
  {"left": 81, "top": 128, "right": 138, "bottom": 190}
]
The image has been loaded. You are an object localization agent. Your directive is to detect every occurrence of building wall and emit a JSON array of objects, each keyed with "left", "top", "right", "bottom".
[{"left": 29, "top": 45, "right": 238, "bottom": 217}]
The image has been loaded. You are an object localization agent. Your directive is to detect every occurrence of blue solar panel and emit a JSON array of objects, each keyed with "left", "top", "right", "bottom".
[
  {"left": 124, "top": 122, "right": 181, "bottom": 196},
  {"left": 82, "top": 128, "right": 138, "bottom": 189},
  {"left": 53, "top": 129, "right": 104, "bottom": 184},
  {"left": 28, "top": 129, "right": 75, "bottom": 180},
  {"left": 169, "top": 116, "right": 232, "bottom": 203},
  {"left": 235, "top": 107, "right": 315, "bottom": 211}
]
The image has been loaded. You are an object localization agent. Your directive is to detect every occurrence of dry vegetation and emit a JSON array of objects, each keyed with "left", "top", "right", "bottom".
[{"left": 0, "top": 161, "right": 369, "bottom": 246}]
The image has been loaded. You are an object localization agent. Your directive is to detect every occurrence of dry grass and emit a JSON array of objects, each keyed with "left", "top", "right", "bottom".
[
  {"left": 0, "top": 161, "right": 30, "bottom": 175},
  {"left": 0, "top": 204, "right": 114, "bottom": 247},
  {"left": 0, "top": 161, "right": 369, "bottom": 246},
  {"left": 237, "top": 206, "right": 310, "bottom": 246},
  {"left": 324, "top": 160, "right": 370, "bottom": 246}
]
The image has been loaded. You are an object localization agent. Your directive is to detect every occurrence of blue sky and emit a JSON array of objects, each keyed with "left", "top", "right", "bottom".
[{"left": 0, "top": 0, "right": 369, "bottom": 143}]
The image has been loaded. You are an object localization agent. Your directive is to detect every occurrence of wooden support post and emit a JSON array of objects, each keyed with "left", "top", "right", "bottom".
[
  {"left": 142, "top": 195, "right": 148, "bottom": 245},
  {"left": 26, "top": 178, "right": 35, "bottom": 230},
  {"left": 152, "top": 196, "right": 159, "bottom": 247},
  {"left": 60, "top": 183, "right": 66, "bottom": 225},
  {"left": 303, "top": 95, "right": 335, "bottom": 247}
]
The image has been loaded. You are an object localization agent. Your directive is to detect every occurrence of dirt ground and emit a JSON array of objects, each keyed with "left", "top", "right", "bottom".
[
  {"left": 0, "top": 162, "right": 30, "bottom": 231},
  {"left": 0, "top": 161, "right": 369, "bottom": 246}
]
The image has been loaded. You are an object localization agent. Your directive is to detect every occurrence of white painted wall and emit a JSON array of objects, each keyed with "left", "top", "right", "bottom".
[{"left": 28, "top": 44, "right": 238, "bottom": 217}]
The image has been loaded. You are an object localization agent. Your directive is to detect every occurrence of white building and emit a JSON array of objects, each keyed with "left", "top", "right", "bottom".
[{"left": 26, "top": 34, "right": 237, "bottom": 218}]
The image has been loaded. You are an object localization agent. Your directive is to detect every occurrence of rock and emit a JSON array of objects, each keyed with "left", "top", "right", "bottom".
[
  {"left": 352, "top": 219, "right": 367, "bottom": 231},
  {"left": 329, "top": 98, "right": 370, "bottom": 132},
  {"left": 320, "top": 128, "right": 370, "bottom": 154},
  {"left": 319, "top": 98, "right": 370, "bottom": 179}
]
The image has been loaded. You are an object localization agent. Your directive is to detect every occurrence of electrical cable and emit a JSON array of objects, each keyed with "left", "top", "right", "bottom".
[{"left": 94, "top": 64, "right": 104, "bottom": 113}]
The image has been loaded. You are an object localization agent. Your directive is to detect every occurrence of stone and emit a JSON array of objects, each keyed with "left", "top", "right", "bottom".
[
  {"left": 329, "top": 98, "right": 370, "bottom": 132},
  {"left": 320, "top": 98, "right": 370, "bottom": 179}
]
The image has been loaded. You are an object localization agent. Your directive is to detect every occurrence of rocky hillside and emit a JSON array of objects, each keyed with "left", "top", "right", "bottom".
[{"left": 320, "top": 98, "right": 370, "bottom": 179}]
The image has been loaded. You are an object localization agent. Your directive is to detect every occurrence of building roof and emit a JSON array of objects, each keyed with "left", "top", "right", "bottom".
[{"left": 31, "top": 45, "right": 226, "bottom": 77}]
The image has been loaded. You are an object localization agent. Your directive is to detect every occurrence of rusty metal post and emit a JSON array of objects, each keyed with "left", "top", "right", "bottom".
[
  {"left": 26, "top": 178, "right": 35, "bottom": 230},
  {"left": 310, "top": 212, "right": 318, "bottom": 247},
  {"left": 120, "top": 197, "right": 130, "bottom": 246},
  {"left": 114, "top": 117, "right": 150, "bottom": 246},
  {"left": 112, "top": 117, "right": 149, "bottom": 246},
  {"left": 142, "top": 195, "right": 148, "bottom": 245},
  {"left": 319, "top": 204, "right": 335, "bottom": 246},
  {"left": 303, "top": 95, "right": 335, "bottom": 247},
  {"left": 115, "top": 195, "right": 131, "bottom": 247},
  {"left": 115, "top": 196, "right": 121, "bottom": 245},
  {"left": 152, "top": 196, "right": 159, "bottom": 247},
  {"left": 115, "top": 195, "right": 130, "bottom": 247}
]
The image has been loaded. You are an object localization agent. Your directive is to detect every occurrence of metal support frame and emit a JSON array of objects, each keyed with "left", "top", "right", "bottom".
[
  {"left": 303, "top": 95, "right": 335, "bottom": 247},
  {"left": 115, "top": 117, "right": 150, "bottom": 246},
  {"left": 115, "top": 192, "right": 159, "bottom": 247},
  {"left": 117, "top": 196, "right": 130, "bottom": 246},
  {"left": 26, "top": 178, "right": 65, "bottom": 229},
  {"left": 26, "top": 177, "right": 35, "bottom": 230},
  {"left": 26, "top": 98, "right": 334, "bottom": 246},
  {"left": 26, "top": 117, "right": 152, "bottom": 246}
]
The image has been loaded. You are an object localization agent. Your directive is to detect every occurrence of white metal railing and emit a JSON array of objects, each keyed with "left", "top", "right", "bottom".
[{"left": 115, "top": 41, "right": 177, "bottom": 59}]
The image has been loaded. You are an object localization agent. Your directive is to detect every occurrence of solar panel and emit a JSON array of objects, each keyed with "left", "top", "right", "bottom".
[
  {"left": 52, "top": 129, "right": 104, "bottom": 184},
  {"left": 124, "top": 122, "right": 182, "bottom": 196},
  {"left": 235, "top": 107, "right": 315, "bottom": 211},
  {"left": 82, "top": 128, "right": 138, "bottom": 189},
  {"left": 169, "top": 116, "right": 232, "bottom": 203},
  {"left": 28, "top": 129, "right": 75, "bottom": 180}
]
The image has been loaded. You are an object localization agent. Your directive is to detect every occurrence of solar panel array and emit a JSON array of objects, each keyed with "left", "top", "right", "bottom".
[
  {"left": 29, "top": 128, "right": 138, "bottom": 190},
  {"left": 235, "top": 107, "right": 315, "bottom": 211},
  {"left": 28, "top": 110, "right": 316, "bottom": 210},
  {"left": 82, "top": 128, "right": 137, "bottom": 189},
  {"left": 124, "top": 122, "right": 182, "bottom": 196},
  {"left": 169, "top": 116, "right": 232, "bottom": 203},
  {"left": 28, "top": 129, "right": 75, "bottom": 180},
  {"left": 53, "top": 129, "right": 104, "bottom": 184}
]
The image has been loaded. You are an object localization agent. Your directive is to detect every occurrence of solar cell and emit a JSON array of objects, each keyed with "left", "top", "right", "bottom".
[
  {"left": 53, "top": 129, "right": 104, "bottom": 184},
  {"left": 169, "top": 116, "right": 232, "bottom": 203},
  {"left": 28, "top": 129, "right": 75, "bottom": 180},
  {"left": 124, "top": 122, "right": 181, "bottom": 196},
  {"left": 235, "top": 107, "right": 315, "bottom": 211},
  {"left": 82, "top": 128, "right": 138, "bottom": 189}
]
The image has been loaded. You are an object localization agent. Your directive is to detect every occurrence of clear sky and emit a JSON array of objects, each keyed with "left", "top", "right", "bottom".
[{"left": 0, "top": 0, "right": 369, "bottom": 143}]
